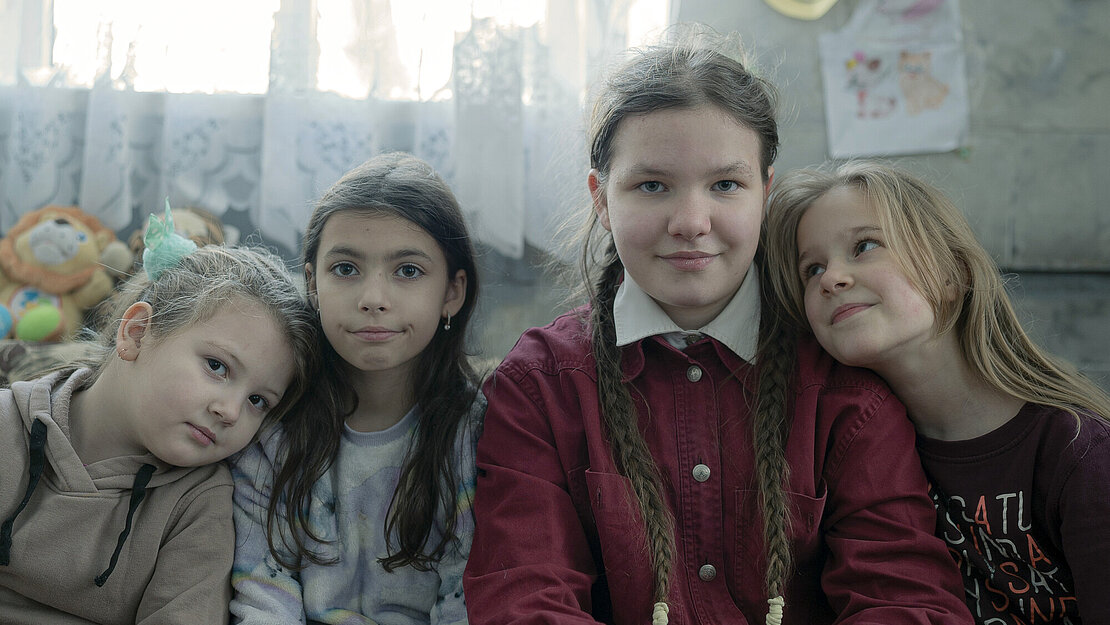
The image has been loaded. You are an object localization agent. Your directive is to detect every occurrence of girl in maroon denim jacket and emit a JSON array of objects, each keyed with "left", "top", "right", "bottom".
[{"left": 463, "top": 28, "right": 973, "bottom": 625}]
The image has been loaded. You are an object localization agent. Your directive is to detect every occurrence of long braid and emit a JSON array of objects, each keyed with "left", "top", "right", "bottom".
[
  {"left": 753, "top": 258, "right": 798, "bottom": 622},
  {"left": 576, "top": 27, "right": 782, "bottom": 623},
  {"left": 589, "top": 245, "right": 676, "bottom": 619}
]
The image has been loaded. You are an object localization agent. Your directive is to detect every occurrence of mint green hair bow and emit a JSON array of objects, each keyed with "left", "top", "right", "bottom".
[{"left": 143, "top": 199, "right": 198, "bottom": 281}]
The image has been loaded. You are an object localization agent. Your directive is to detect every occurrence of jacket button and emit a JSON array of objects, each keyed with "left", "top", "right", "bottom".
[
  {"left": 698, "top": 564, "right": 717, "bottom": 581},
  {"left": 686, "top": 366, "right": 702, "bottom": 382},
  {"left": 692, "top": 464, "right": 711, "bottom": 482}
]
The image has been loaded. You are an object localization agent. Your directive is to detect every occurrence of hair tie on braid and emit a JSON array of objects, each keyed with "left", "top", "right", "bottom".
[
  {"left": 766, "top": 595, "right": 785, "bottom": 625},
  {"left": 651, "top": 601, "right": 669, "bottom": 625}
]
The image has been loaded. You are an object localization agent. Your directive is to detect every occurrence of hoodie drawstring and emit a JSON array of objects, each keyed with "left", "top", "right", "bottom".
[
  {"left": 1, "top": 418, "right": 48, "bottom": 566},
  {"left": 95, "top": 463, "right": 156, "bottom": 587}
]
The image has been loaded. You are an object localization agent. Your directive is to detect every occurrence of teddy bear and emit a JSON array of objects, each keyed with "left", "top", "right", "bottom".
[{"left": 0, "top": 206, "right": 132, "bottom": 342}]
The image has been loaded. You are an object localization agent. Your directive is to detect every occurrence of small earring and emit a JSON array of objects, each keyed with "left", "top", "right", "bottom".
[
  {"left": 116, "top": 347, "right": 127, "bottom": 360},
  {"left": 443, "top": 313, "right": 452, "bottom": 331}
]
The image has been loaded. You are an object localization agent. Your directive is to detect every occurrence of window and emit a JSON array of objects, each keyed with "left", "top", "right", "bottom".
[{"left": 38, "top": 0, "right": 670, "bottom": 99}]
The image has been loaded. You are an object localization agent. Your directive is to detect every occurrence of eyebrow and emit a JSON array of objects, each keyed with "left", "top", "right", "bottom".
[
  {"left": 796, "top": 224, "right": 883, "bottom": 266},
  {"left": 321, "top": 246, "right": 434, "bottom": 264},
  {"left": 322, "top": 245, "right": 365, "bottom": 261},
  {"left": 625, "top": 160, "right": 758, "bottom": 180}
]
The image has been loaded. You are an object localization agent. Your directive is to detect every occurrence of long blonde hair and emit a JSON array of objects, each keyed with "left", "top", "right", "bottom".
[{"left": 763, "top": 160, "right": 1110, "bottom": 422}]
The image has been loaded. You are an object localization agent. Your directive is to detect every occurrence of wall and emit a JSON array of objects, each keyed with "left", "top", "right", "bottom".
[{"left": 472, "top": 0, "right": 1110, "bottom": 390}]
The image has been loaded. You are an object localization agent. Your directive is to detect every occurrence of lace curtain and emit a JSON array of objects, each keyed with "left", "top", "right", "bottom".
[{"left": 0, "top": 0, "right": 672, "bottom": 260}]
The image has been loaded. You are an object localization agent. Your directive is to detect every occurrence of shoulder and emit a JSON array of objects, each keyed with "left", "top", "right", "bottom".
[
  {"left": 789, "top": 335, "right": 912, "bottom": 464},
  {"left": 792, "top": 333, "right": 899, "bottom": 408},
  {"left": 452, "top": 386, "right": 487, "bottom": 451},
  {"left": 175, "top": 461, "right": 235, "bottom": 492},
  {"left": 161, "top": 462, "right": 235, "bottom": 523},
  {"left": 1031, "top": 404, "right": 1110, "bottom": 464},
  {"left": 228, "top": 425, "right": 286, "bottom": 477},
  {"left": 493, "top": 308, "right": 595, "bottom": 383},
  {"left": 0, "top": 385, "right": 17, "bottom": 422}
]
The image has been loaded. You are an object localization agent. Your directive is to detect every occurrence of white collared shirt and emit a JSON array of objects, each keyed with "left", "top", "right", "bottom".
[{"left": 612, "top": 265, "right": 761, "bottom": 362}]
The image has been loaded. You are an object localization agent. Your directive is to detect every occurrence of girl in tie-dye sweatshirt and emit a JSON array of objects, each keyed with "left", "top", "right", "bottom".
[{"left": 230, "top": 152, "right": 485, "bottom": 625}]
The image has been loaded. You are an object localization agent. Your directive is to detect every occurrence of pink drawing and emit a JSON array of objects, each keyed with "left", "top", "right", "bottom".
[{"left": 846, "top": 51, "right": 896, "bottom": 119}]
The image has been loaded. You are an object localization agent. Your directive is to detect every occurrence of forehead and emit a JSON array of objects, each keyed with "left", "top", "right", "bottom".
[
  {"left": 803, "top": 187, "right": 873, "bottom": 227},
  {"left": 796, "top": 186, "right": 878, "bottom": 250},
  {"left": 188, "top": 300, "right": 295, "bottom": 376},
  {"left": 319, "top": 212, "right": 442, "bottom": 256},
  {"left": 608, "top": 106, "right": 763, "bottom": 176}
]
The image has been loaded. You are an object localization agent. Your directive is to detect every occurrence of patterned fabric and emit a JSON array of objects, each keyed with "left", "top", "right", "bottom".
[
  {"left": 230, "top": 393, "right": 485, "bottom": 625},
  {"left": 0, "top": 1, "right": 660, "bottom": 261},
  {"left": 0, "top": 339, "right": 100, "bottom": 386}
]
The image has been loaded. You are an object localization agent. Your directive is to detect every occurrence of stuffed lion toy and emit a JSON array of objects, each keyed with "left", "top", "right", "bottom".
[{"left": 0, "top": 206, "right": 132, "bottom": 341}]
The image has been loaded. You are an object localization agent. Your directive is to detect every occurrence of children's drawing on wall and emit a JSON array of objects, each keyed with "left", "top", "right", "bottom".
[
  {"left": 898, "top": 50, "right": 950, "bottom": 115},
  {"left": 846, "top": 51, "right": 896, "bottom": 119},
  {"left": 819, "top": 0, "right": 968, "bottom": 157}
]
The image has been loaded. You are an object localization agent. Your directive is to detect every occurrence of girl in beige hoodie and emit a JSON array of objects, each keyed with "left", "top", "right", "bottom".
[{"left": 0, "top": 226, "right": 320, "bottom": 625}]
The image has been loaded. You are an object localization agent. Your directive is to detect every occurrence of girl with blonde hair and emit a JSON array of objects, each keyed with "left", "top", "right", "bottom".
[{"left": 763, "top": 159, "right": 1110, "bottom": 623}]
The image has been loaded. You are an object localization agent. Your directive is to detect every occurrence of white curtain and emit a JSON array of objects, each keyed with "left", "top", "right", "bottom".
[{"left": 0, "top": 0, "right": 672, "bottom": 260}]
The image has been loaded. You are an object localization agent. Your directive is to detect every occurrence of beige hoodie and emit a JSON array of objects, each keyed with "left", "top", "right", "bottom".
[{"left": 0, "top": 369, "right": 234, "bottom": 624}]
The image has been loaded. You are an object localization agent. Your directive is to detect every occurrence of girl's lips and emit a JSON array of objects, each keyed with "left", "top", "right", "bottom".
[
  {"left": 352, "top": 328, "right": 400, "bottom": 342},
  {"left": 831, "top": 303, "right": 871, "bottom": 325},
  {"left": 188, "top": 424, "right": 215, "bottom": 447},
  {"left": 660, "top": 252, "right": 716, "bottom": 271}
]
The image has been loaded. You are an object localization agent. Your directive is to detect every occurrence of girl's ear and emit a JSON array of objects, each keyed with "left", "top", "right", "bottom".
[
  {"left": 116, "top": 302, "right": 154, "bottom": 360},
  {"left": 587, "top": 168, "right": 611, "bottom": 231},
  {"left": 943, "top": 259, "right": 971, "bottom": 303},
  {"left": 443, "top": 269, "right": 468, "bottom": 318},
  {"left": 304, "top": 262, "right": 318, "bottom": 310}
]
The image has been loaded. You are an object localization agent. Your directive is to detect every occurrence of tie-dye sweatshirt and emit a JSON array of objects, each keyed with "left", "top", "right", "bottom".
[{"left": 229, "top": 393, "right": 484, "bottom": 625}]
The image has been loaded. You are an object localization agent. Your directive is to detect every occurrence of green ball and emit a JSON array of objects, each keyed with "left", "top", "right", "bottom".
[{"left": 15, "top": 304, "right": 64, "bottom": 342}]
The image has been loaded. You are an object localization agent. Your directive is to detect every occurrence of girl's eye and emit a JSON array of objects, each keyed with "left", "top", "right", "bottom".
[
  {"left": 331, "top": 262, "right": 358, "bottom": 277},
  {"left": 854, "top": 239, "right": 881, "bottom": 256},
  {"left": 712, "top": 180, "right": 740, "bottom": 192},
  {"left": 248, "top": 394, "right": 270, "bottom": 411},
  {"left": 206, "top": 358, "right": 228, "bottom": 377},
  {"left": 396, "top": 264, "right": 424, "bottom": 279},
  {"left": 638, "top": 181, "right": 665, "bottom": 193},
  {"left": 802, "top": 263, "right": 825, "bottom": 281}
]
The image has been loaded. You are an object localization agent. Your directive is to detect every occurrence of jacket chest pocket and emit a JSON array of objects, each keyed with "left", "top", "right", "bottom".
[{"left": 733, "top": 485, "right": 827, "bottom": 589}]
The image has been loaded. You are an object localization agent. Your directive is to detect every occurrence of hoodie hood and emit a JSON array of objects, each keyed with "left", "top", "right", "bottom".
[
  {"left": 3, "top": 368, "right": 204, "bottom": 586},
  {"left": 9, "top": 369, "right": 195, "bottom": 490}
]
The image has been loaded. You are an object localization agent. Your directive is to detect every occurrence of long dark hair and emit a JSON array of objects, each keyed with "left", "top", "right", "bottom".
[
  {"left": 269, "top": 151, "right": 481, "bottom": 572},
  {"left": 574, "top": 27, "right": 791, "bottom": 613}
]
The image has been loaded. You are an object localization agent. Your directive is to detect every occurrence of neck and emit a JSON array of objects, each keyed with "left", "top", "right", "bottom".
[
  {"left": 872, "top": 332, "right": 1025, "bottom": 441},
  {"left": 69, "top": 364, "right": 144, "bottom": 464},
  {"left": 345, "top": 364, "right": 417, "bottom": 433}
]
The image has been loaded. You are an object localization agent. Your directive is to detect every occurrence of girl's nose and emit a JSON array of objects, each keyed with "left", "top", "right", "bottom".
[
  {"left": 668, "top": 194, "right": 712, "bottom": 240},
  {"left": 359, "top": 276, "right": 389, "bottom": 312},
  {"left": 211, "top": 397, "right": 241, "bottom": 426},
  {"left": 819, "top": 263, "right": 852, "bottom": 295}
]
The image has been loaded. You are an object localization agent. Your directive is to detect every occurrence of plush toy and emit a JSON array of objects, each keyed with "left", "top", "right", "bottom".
[{"left": 0, "top": 206, "right": 133, "bottom": 342}]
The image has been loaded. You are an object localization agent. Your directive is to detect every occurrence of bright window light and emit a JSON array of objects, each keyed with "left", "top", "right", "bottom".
[
  {"left": 52, "top": 0, "right": 278, "bottom": 93},
  {"left": 48, "top": 0, "right": 668, "bottom": 98}
]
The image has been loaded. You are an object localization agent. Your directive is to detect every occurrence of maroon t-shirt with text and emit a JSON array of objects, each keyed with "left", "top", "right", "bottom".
[{"left": 918, "top": 402, "right": 1110, "bottom": 624}]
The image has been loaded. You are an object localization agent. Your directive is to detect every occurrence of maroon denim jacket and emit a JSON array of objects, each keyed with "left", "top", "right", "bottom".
[{"left": 464, "top": 309, "right": 972, "bottom": 625}]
